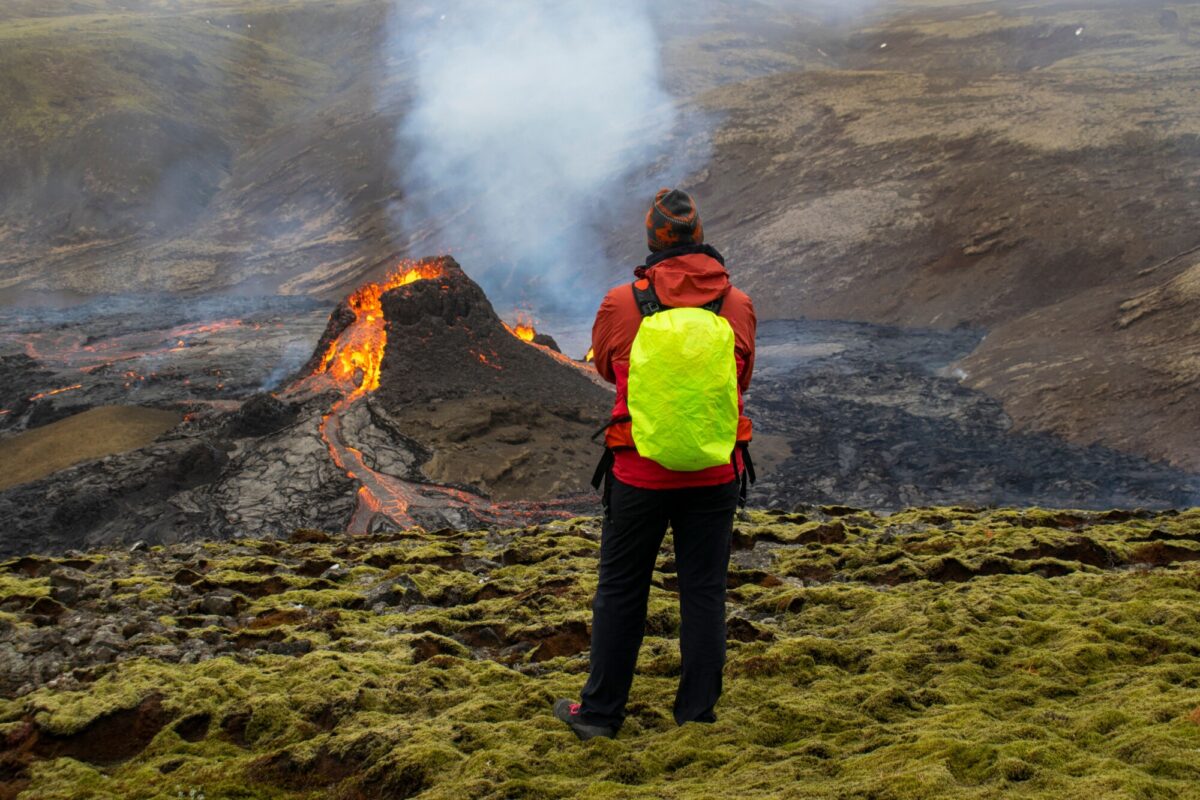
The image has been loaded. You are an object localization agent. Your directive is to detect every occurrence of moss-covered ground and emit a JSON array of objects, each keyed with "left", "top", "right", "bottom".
[{"left": 2, "top": 506, "right": 1200, "bottom": 798}]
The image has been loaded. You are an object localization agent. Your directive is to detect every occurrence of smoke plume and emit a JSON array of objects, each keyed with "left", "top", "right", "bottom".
[{"left": 391, "top": 1, "right": 688, "bottom": 313}]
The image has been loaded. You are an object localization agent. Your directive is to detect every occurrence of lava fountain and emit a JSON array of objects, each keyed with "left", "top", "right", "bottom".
[{"left": 506, "top": 312, "right": 537, "bottom": 344}]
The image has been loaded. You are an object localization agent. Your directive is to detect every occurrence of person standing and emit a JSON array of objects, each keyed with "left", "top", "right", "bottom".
[{"left": 554, "top": 188, "right": 756, "bottom": 740}]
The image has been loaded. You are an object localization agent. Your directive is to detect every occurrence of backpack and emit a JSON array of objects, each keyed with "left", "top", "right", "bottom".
[{"left": 625, "top": 281, "right": 739, "bottom": 471}]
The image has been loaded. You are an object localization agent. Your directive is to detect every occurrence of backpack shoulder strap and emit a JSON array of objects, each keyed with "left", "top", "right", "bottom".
[
  {"left": 701, "top": 294, "right": 725, "bottom": 315},
  {"left": 633, "top": 280, "right": 726, "bottom": 316},
  {"left": 631, "top": 280, "right": 667, "bottom": 317}
]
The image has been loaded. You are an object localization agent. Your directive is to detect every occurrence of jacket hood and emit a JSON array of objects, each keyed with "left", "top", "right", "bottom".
[{"left": 641, "top": 244, "right": 730, "bottom": 307}]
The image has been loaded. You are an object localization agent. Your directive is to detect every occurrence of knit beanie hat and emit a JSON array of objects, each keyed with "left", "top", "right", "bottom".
[{"left": 645, "top": 188, "right": 703, "bottom": 252}]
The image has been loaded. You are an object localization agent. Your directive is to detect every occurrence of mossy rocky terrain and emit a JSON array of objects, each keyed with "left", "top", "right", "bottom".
[{"left": 2, "top": 506, "right": 1199, "bottom": 798}]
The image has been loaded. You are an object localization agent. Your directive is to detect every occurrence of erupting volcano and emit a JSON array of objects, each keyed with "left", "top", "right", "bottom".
[
  {"left": 0, "top": 257, "right": 617, "bottom": 555},
  {"left": 285, "top": 256, "right": 612, "bottom": 533}
]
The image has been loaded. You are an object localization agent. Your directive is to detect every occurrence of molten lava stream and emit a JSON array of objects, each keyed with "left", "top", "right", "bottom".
[
  {"left": 318, "top": 262, "right": 446, "bottom": 396},
  {"left": 504, "top": 315, "right": 600, "bottom": 377},
  {"left": 321, "top": 393, "right": 530, "bottom": 533},
  {"left": 308, "top": 260, "right": 486, "bottom": 530},
  {"left": 28, "top": 384, "right": 83, "bottom": 401},
  {"left": 319, "top": 396, "right": 419, "bottom": 532}
]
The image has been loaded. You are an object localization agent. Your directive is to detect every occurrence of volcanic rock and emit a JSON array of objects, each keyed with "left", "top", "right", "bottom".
[
  {"left": 748, "top": 319, "right": 1200, "bottom": 510},
  {"left": 226, "top": 392, "right": 300, "bottom": 438},
  {"left": 0, "top": 355, "right": 54, "bottom": 431},
  {"left": 2, "top": 507, "right": 1196, "bottom": 797}
]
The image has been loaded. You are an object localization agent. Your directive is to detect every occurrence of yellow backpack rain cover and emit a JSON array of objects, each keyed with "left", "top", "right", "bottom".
[{"left": 627, "top": 295, "right": 739, "bottom": 472}]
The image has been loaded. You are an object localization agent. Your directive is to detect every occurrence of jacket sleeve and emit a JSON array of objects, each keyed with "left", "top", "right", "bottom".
[
  {"left": 730, "top": 288, "right": 757, "bottom": 394},
  {"left": 590, "top": 288, "right": 624, "bottom": 385}
]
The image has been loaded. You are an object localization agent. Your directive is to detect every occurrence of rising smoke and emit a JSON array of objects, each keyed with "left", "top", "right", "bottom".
[{"left": 390, "top": 1, "right": 693, "bottom": 314}]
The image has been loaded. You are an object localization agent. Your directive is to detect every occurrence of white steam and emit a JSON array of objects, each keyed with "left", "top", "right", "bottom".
[{"left": 393, "top": 1, "right": 684, "bottom": 311}]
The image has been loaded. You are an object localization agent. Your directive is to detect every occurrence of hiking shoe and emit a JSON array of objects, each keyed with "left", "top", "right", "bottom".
[{"left": 553, "top": 699, "right": 617, "bottom": 741}]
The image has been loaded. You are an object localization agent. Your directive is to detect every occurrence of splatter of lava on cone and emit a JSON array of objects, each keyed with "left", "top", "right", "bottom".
[{"left": 285, "top": 256, "right": 611, "bottom": 533}]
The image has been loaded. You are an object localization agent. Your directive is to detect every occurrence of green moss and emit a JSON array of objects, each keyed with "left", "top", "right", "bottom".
[
  {"left": 0, "top": 573, "right": 50, "bottom": 601},
  {"left": 4, "top": 507, "right": 1200, "bottom": 797},
  {"left": 249, "top": 588, "right": 362, "bottom": 612},
  {"left": 109, "top": 575, "right": 173, "bottom": 604}
]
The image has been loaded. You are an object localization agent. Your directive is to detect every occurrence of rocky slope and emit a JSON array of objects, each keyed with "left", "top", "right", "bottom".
[
  {"left": 2, "top": 506, "right": 1199, "bottom": 798},
  {"left": 958, "top": 254, "right": 1200, "bottom": 471}
]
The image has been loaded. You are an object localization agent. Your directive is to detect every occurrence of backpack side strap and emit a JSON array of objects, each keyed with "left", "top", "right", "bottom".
[
  {"left": 591, "top": 414, "right": 631, "bottom": 443},
  {"left": 736, "top": 442, "right": 756, "bottom": 508},
  {"left": 740, "top": 442, "right": 756, "bottom": 484},
  {"left": 590, "top": 447, "right": 617, "bottom": 517}
]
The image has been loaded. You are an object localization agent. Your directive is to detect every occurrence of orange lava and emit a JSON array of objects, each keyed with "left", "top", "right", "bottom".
[
  {"left": 14, "top": 318, "right": 246, "bottom": 377},
  {"left": 513, "top": 312, "right": 537, "bottom": 342},
  {"left": 504, "top": 312, "right": 538, "bottom": 343},
  {"left": 305, "top": 259, "right": 451, "bottom": 529},
  {"left": 585, "top": 347, "right": 594, "bottom": 362},
  {"left": 28, "top": 384, "right": 83, "bottom": 401},
  {"left": 316, "top": 261, "right": 445, "bottom": 397}
]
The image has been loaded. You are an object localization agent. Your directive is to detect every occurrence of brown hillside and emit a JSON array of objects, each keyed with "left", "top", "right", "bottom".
[{"left": 0, "top": 405, "right": 180, "bottom": 490}]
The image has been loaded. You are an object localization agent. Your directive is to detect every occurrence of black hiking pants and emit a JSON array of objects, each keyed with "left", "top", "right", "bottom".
[{"left": 579, "top": 476, "right": 739, "bottom": 729}]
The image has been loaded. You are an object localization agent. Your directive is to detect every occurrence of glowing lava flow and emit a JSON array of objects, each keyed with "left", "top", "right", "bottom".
[
  {"left": 305, "top": 259, "right": 523, "bottom": 532},
  {"left": 318, "top": 396, "right": 490, "bottom": 533},
  {"left": 504, "top": 314, "right": 600, "bottom": 377},
  {"left": 302, "top": 261, "right": 449, "bottom": 530},
  {"left": 317, "top": 262, "right": 444, "bottom": 396},
  {"left": 28, "top": 384, "right": 83, "bottom": 401},
  {"left": 12, "top": 320, "right": 247, "bottom": 373}
]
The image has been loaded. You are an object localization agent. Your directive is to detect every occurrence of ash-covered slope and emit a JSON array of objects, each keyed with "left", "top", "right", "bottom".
[
  {"left": 691, "top": 4, "right": 1200, "bottom": 329},
  {"left": 959, "top": 255, "right": 1200, "bottom": 471},
  {"left": 370, "top": 264, "right": 614, "bottom": 500},
  {"left": 0, "top": 0, "right": 403, "bottom": 301}
]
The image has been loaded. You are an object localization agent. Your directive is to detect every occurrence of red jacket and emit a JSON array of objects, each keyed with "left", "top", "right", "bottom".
[{"left": 591, "top": 246, "right": 756, "bottom": 489}]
